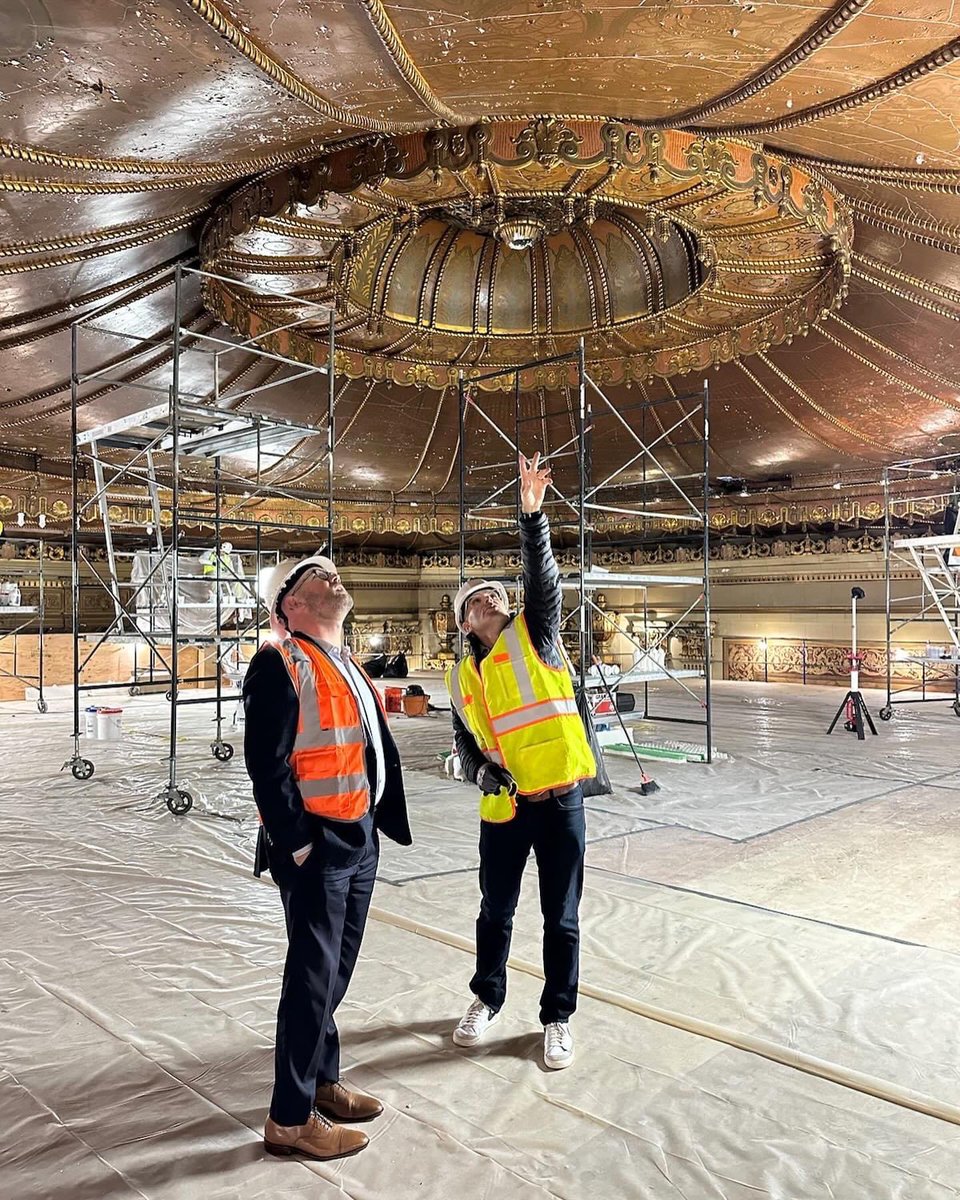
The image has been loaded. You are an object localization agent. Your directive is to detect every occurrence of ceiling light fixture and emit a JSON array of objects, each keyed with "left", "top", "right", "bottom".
[{"left": 496, "top": 217, "right": 546, "bottom": 251}]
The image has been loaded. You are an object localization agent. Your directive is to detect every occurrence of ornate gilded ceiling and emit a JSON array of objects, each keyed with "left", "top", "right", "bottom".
[
  {"left": 2, "top": 0, "right": 960, "bottom": 532},
  {"left": 201, "top": 121, "right": 849, "bottom": 387}
]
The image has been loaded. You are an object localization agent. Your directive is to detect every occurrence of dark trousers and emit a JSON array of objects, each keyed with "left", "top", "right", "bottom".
[
  {"left": 269, "top": 838, "right": 378, "bottom": 1126},
  {"left": 470, "top": 787, "right": 586, "bottom": 1025}
]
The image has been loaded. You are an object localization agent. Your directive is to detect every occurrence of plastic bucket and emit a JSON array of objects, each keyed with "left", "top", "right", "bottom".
[
  {"left": 384, "top": 687, "right": 403, "bottom": 713},
  {"left": 96, "top": 707, "right": 123, "bottom": 741},
  {"left": 403, "top": 694, "right": 429, "bottom": 717},
  {"left": 84, "top": 706, "right": 100, "bottom": 737}
]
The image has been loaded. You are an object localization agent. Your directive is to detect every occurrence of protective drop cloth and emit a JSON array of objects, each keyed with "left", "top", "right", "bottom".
[
  {"left": 0, "top": 679, "right": 958, "bottom": 1198},
  {"left": 130, "top": 550, "right": 252, "bottom": 636}
]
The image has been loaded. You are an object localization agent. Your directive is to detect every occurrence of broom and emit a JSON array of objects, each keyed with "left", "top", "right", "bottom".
[{"left": 591, "top": 655, "right": 660, "bottom": 795}]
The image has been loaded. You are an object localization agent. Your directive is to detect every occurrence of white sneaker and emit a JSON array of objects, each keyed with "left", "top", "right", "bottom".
[
  {"left": 543, "top": 1021, "right": 574, "bottom": 1069},
  {"left": 452, "top": 997, "right": 498, "bottom": 1047}
]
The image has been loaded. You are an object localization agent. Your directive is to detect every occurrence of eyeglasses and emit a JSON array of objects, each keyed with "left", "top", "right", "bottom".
[{"left": 286, "top": 565, "right": 338, "bottom": 599}]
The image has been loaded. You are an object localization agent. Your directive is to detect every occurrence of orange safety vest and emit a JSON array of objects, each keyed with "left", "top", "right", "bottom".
[{"left": 274, "top": 636, "right": 375, "bottom": 822}]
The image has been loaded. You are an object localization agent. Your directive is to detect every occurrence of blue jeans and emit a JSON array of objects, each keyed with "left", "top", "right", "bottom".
[{"left": 470, "top": 786, "right": 586, "bottom": 1024}]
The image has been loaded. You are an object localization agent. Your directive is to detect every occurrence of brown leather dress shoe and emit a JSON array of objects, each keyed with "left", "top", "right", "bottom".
[
  {"left": 263, "top": 1111, "right": 369, "bottom": 1160},
  {"left": 314, "top": 1079, "right": 384, "bottom": 1122}
]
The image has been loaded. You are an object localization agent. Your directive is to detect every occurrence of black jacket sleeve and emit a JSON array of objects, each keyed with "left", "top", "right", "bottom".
[
  {"left": 453, "top": 707, "right": 488, "bottom": 785},
  {"left": 242, "top": 645, "right": 313, "bottom": 857},
  {"left": 519, "top": 510, "right": 563, "bottom": 664}
]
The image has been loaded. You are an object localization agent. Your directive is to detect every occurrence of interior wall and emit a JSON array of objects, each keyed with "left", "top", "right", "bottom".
[{"left": 1, "top": 546, "right": 950, "bottom": 696}]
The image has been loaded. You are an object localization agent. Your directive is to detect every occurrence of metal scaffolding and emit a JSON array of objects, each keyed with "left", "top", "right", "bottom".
[
  {"left": 67, "top": 264, "right": 337, "bottom": 810},
  {"left": 0, "top": 536, "right": 48, "bottom": 712},
  {"left": 880, "top": 456, "right": 960, "bottom": 721},
  {"left": 457, "top": 340, "right": 713, "bottom": 764}
]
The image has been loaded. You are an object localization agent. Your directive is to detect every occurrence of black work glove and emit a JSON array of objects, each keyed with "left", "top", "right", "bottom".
[{"left": 477, "top": 762, "right": 518, "bottom": 796}]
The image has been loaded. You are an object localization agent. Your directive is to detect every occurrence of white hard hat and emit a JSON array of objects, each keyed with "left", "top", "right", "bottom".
[
  {"left": 261, "top": 553, "right": 338, "bottom": 635},
  {"left": 454, "top": 579, "right": 510, "bottom": 631}
]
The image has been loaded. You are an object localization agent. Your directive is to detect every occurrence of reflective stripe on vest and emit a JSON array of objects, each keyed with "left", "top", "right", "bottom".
[
  {"left": 446, "top": 661, "right": 505, "bottom": 766},
  {"left": 450, "top": 614, "right": 595, "bottom": 821},
  {"left": 490, "top": 695, "right": 580, "bottom": 737},
  {"left": 276, "top": 637, "right": 370, "bottom": 822}
]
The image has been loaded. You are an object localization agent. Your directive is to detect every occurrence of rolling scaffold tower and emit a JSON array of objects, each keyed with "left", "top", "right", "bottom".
[
  {"left": 0, "top": 536, "right": 48, "bottom": 713},
  {"left": 457, "top": 340, "right": 713, "bottom": 766},
  {"left": 66, "top": 264, "right": 337, "bottom": 812},
  {"left": 879, "top": 455, "right": 960, "bottom": 722}
]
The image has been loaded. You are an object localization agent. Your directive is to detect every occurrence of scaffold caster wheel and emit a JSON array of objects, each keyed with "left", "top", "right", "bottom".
[
  {"left": 165, "top": 690, "right": 173, "bottom": 702},
  {"left": 129, "top": 685, "right": 141, "bottom": 697},
  {"left": 72, "top": 759, "right": 94, "bottom": 781},
  {"left": 166, "top": 789, "right": 193, "bottom": 815},
  {"left": 37, "top": 699, "right": 48, "bottom": 713},
  {"left": 211, "top": 742, "right": 234, "bottom": 762},
  {"left": 879, "top": 706, "right": 893, "bottom": 721},
  {"left": 953, "top": 699, "right": 960, "bottom": 718}
]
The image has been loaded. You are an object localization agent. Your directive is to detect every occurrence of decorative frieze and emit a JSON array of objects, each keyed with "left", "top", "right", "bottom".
[{"left": 725, "top": 637, "right": 959, "bottom": 692}]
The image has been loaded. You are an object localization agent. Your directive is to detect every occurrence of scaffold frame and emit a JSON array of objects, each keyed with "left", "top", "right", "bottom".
[
  {"left": 880, "top": 455, "right": 960, "bottom": 721},
  {"left": 456, "top": 339, "right": 713, "bottom": 764},
  {"left": 0, "top": 536, "right": 48, "bottom": 712},
  {"left": 66, "top": 263, "right": 338, "bottom": 810}
]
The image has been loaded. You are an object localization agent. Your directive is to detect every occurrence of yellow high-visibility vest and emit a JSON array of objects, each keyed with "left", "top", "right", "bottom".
[
  {"left": 446, "top": 613, "right": 596, "bottom": 822},
  {"left": 201, "top": 549, "right": 232, "bottom": 576}
]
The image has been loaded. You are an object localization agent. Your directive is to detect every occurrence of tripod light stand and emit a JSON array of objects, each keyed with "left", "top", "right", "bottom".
[{"left": 827, "top": 587, "right": 878, "bottom": 740}]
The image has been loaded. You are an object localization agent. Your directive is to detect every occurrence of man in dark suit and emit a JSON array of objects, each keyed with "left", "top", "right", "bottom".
[{"left": 243, "top": 553, "right": 412, "bottom": 1161}]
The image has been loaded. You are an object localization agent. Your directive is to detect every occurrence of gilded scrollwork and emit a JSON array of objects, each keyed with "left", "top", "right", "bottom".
[{"left": 509, "top": 118, "right": 583, "bottom": 169}]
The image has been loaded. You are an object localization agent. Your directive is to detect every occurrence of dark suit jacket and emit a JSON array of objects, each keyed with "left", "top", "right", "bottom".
[{"left": 243, "top": 634, "right": 412, "bottom": 877}]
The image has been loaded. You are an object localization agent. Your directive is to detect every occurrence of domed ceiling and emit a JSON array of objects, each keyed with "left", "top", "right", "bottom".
[
  {"left": 2, "top": 0, "right": 960, "bottom": 534},
  {"left": 201, "top": 121, "right": 848, "bottom": 386}
]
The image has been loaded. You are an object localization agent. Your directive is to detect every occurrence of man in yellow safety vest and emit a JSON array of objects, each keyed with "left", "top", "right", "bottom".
[{"left": 446, "top": 451, "right": 596, "bottom": 1070}]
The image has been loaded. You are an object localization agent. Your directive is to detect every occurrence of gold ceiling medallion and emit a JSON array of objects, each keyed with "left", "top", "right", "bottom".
[{"left": 201, "top": 118, "right": 851, "bottom": 391}]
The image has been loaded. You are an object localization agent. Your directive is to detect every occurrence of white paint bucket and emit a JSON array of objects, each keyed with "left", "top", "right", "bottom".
[
  {"left": 96, "top": 707, "right": 123, "bottom": 741},
  {"left": 84, "top": 706, "right": 100, "bottom": 737}
]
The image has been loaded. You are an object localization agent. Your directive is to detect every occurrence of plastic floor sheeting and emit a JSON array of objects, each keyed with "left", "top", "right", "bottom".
[{"left": 1, "top": 677, "right": 958, "bottom": 1199}]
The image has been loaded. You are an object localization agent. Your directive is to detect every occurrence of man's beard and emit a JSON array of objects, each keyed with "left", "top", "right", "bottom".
[{"left": 306, "top": 587, "right": 354, "bottom": 622}]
